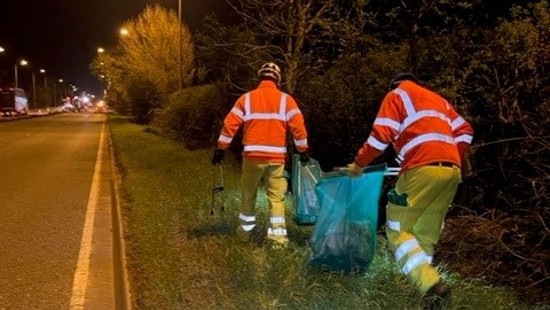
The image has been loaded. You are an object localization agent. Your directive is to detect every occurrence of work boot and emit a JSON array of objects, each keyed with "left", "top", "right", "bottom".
[
  {"left": 423, "top": 281, "right": 451, "bottom": 310},
  {"left": 268, "top": 238, "right": 289, "bottom": 250},
  {"left": 236, "top": 226, "right": 264, "bottom": 245}
]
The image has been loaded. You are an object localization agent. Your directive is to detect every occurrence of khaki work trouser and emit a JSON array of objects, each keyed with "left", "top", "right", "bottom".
[
  {"left": 385, "top": 164, "right": 461, "bottom": 293},
  {"left": 240, "top": 158, "right": 288, "bottom": 244}
]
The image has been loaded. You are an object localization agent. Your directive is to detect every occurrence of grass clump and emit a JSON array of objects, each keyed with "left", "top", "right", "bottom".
[{"left": 109, "top": 115, "right": 542, "bottom": 310}]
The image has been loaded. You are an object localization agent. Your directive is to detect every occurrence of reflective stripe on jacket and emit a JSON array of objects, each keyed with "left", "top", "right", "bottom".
[
  {"left": 355, "top": 81, "right": 473, "bottom": 172},
  {"left": 217, "top": 80, "right": 308, "bottom": 163}
]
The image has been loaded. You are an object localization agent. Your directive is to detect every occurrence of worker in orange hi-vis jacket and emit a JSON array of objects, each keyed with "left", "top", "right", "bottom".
[
  {"left": 212, "top": 62, "right": 309, "bottom": 249},
  {"left": 347, "top": 73, "right": 473, "bottom": 306}
]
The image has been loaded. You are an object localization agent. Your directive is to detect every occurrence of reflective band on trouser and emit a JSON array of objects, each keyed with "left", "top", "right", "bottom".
[
  {"left": 268, "top": 227, "right": 287, "bottom": 237},
  {"left": 270, "top": 216, "right": 285, "bottom": 225},
  {"left": 239, "top": 213, "right": 256, "bottom": 232},
  {"left": 402, "top": 251, "right": 431, "bottom": 275},
  {"left": 386, "top": 220, "right": 401, "bottom": 231},
  {"left": 395, "top": 238, "right": 420, "bottom": 262}
]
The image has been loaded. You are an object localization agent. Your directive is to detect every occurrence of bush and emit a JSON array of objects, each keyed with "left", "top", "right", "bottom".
[
  {"left": 127, "top": 79, "right": 162, "bottom": 124},
  {"left": 153, "top": 83, "right": 228, "bottom": 149},
  {"left": 296, "top": 51, "right": 403, "bottom": 171}
]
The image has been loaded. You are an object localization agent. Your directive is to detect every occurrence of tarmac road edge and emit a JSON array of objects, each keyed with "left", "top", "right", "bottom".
[{"left": 107, "top": 123, "right": 133, "bottom": 310}]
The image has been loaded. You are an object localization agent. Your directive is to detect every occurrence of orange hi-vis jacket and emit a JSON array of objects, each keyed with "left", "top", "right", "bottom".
[
  {"left": 217, "top": 80, "right": 308, "bottom": 163},
  {"left": 355, "top": 81, "right": 474, "bottom": 173}
]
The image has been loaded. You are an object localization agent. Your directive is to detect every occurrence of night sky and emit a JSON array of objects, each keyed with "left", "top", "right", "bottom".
[{"left": 0, "top": 0, "right": 231, "bottom": 95}]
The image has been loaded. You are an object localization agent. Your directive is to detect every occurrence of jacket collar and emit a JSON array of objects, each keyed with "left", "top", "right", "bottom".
[{"left": 258, "top": 80, "right": 278, "bottom": 89}]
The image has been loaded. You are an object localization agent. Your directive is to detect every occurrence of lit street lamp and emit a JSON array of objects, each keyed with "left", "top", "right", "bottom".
[
  {"left": 40, "top": 69, "right": 47, "bottom": 88},
  {"left": 97, "top": 47, "right": 105, "bottom": 54},
  {"left": 120, "top": 28, "right": 129, "bottom": 36},
  {"left": 0, "top": 47, "right": 5, "bottom": 85},
  {"left": 39, "top": 69, "right": 48, "bottom": 106},
  {"left": 14, "top": 59, "right": 28, "bottom": 88}
]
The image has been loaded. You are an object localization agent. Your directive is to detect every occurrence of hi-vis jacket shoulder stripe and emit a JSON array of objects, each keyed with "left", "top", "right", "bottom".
[
  {"left": 355, "top": 81, "right": 473, "bottom": 172},
  {"left": 217, "top": 80, "right": 308, "bottom": 163}
]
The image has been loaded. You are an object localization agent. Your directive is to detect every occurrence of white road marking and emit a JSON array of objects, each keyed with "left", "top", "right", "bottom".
[{"left": 70, "top": 123, "right": 105, "bottom": 309}]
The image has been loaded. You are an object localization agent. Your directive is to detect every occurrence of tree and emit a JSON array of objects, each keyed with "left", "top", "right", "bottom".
[
  {"left": 204, "top": 0, "right": 373, "bottom": 93},
  {"left": 119, "top": 5, "right": 194, "bottom": 94},
  {"left": 90, "top": 5, "right": 195, "bottom": 121},
  {"left": 90, "top": 47, "right": 129, "bottom": 113}
]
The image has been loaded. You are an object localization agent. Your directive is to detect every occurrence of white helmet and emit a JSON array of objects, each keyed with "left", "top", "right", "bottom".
[{"left": 257, "top": 62, "right": 281, "bottom": 84}]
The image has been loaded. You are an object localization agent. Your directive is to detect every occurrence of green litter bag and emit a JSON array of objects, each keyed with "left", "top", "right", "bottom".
[{"left": 309, "top": 165, "right": 385, "bottom": 273}]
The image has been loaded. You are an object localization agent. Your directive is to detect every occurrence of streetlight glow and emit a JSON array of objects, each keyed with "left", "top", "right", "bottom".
[
  {"left": 0, "top": 46, "right": 5, "bottom": 53},
  {"left": 14, "top": 59, "right": 29, "bottom": 88},
  {"left": 97, "top": 47, "right": 105, "bottom": 53},
  {"left": 40, "top": 69, "right": 46, "bottom": 73},
  {"left": 120, "top": 28, "right": 129, "bottom": 36},
  {"left": 58, "top": 79, "right": 64, "bottom": 83}
]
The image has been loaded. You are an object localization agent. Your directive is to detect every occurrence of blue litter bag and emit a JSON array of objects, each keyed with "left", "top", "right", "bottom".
[
  {"left": 292, "top": 154, "right": 323, "bottom": 225},
  {"left": 309, "top": 166, "right": 385, "bottom": 273}
]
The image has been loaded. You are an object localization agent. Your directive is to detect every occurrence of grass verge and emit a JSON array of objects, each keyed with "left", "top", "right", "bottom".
[{"left": 109, "top": 115, "right": 543, "bottom": 310}]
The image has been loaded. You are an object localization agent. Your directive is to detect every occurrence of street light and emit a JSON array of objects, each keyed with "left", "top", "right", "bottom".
[
  {"left": 178, "top": 0, "right": 183, "bottom": 90},
  {"left": 53, "top": 78, "right": 64, "bottom": 105},
  {"left": 97, "top": 47, "right": 105, "bottom": 53},
  {"left": 0, "top": 47, "right": 5, "bottom": 85},
  {"left": 32, "top": 70, "right": 36, "bottom": 108},
  {"left": 14, "top": 59, "right": 28, "bottom": 88},
  {"left": 40, "top": 69, "right": 48, "bottom": 106},
  {"left": 120, "top": 28, "right": 129, "bottom": 36},
  {"left": 40, "top": 69, "right": 48, "bottom": 89}
]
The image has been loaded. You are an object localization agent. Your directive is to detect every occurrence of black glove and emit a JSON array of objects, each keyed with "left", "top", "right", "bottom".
[
  {"left": 211, "top": 148, "right": 225, "bottom": 165},
  {"left": 299, "top": 151, "right": 310, "bottom": 163}
]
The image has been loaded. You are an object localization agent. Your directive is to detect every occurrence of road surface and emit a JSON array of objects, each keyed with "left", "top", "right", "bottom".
[{"left": 0, "top": 113, "right": 129, "bottom": 309}]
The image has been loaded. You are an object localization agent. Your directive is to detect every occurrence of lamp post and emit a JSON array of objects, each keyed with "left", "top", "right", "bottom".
[
  {"left": 178, "top": 0, "right": 182, "bottom": 90},
  {"left": 0, "top": 47, "right": 5, "bottom": 85},
  {"left": 32, "top": 70, "right": 36, "bottom": 109},
  {"left": 14, "top": 59, "right": 28, "bottom": 88},
  {"left": 40, "top": 69, "right": 47, "bottom": 88},
  {"left": 57, "top": 79, "right": 64, "bottom": 99}
]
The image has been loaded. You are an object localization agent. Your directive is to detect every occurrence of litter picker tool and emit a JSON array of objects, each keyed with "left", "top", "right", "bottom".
[{"left": 211, "top": 164, "right": 225, "bottom": 215}]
